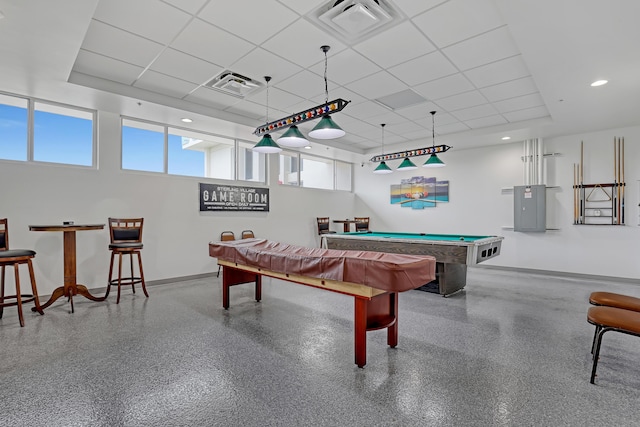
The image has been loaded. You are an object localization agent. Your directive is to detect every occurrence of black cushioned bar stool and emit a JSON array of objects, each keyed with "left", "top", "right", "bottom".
[
  {"left": 105, "top": 218, "right": 148, "bottom": 304},
  {"left": 0, "top": 218, "right": 44, "bottom": 327}
]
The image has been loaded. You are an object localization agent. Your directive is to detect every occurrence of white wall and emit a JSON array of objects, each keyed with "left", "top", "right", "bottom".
[
  {"left": 0, "top": 111, "right": 356, "bottom": 296},
  {"left": 354, "top": 125, "right": 640, "bottom": 280}
]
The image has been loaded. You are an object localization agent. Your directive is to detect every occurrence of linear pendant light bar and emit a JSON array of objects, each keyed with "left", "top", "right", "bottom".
[
  {"left": 253, "top": 98, "right": 350, "bottom": 136},
  {"left": 369, "top": 144, "right": 451, "bottom": 163}
]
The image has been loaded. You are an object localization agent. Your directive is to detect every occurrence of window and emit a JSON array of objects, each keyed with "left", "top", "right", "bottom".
[
  {"left": 121, "top": 117, "right": 265, "bottom": 183},
  {"left": 0, "top": 93, "right": 95, "bottom": 166},
  {"left": 300, "top": 154, "right": 333, "bottom": 190},
  {"left": 122, "top": 120, "right": 164, "bottom": 172},
  {"left": 278, "top": 150, "right": 352, "bottom": 191},
  {"left": 279, "top": 152, "right": 299, "bottom": 186},
  {"left": 33, "top": 102, "right": 94, "bottom": 166},
  {"left": 0, "top": 94, "right": 28, "bottom": 161}
]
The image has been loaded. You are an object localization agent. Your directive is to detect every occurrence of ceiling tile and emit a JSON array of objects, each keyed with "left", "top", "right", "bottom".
[
  {"left": 199, "top": 0, "right": 299, "bottom": 45},
  {"left": 258, "top": 87, "right": 306, "bottom": 112},
  {"left": 436, "top": 121, "right": 470, "bottom": 134},
  {"left": 389, "top": 51, "right": 457, "bottom": 87},
  {"left": 393, "top": 0, "right": 447, "bottom": 18},
  {"left": 81, "top": 20, "right": 164, "bottom": 67},
  {"left": 480, "top": 76, "right": 538, "bottom": 102},
  {"left": 171, "top": 19, "right": 254, "bottom": 67},
  {"left": 346, "top": 71, "right": 408, "bottom": 100},
  {"left": 134, "top": 70, "right": 199, "bottom": 99},
  {"left": 342, "top": 100, "right": 390, "bottom": 121},
  {"left": 278, "top": 0, "right": 322, "bottom": 15},
  {"left": 225, "top": 100, "right": 270, "bottom": 121},
  {"left": 184, "top": 87, "right": 243, "bottom": 110},
  {"left": 493, "top": 93, "right": 545, "bottom": 113},
  {"left": 162, "top": 0, "right": 208, "bottom": 14},
  {"left": 73, "top": 50, "right": 143, "bottom": 85},
  {"left": 435, "top": 90, "right": 488, "bottom": 111},
  {"left": 413, "top": 0, "right": 505, "bottom": 48},
  {"left": 464, "top": 114, "right": 508, "bottom": 129},
  {"left": 413, "top": 73, "right": 475, "bottom": 101},
  {"left": 353, "top": 21, "right": 436, "bottom": 68},
  {"left": 228, "top": 48, "right": 302, "bottom": 86},
  {"left": 150, "top": 48, "right": 222, "bottom": 85},
  {"left": 262, "top": 20, "right": 347, "bottom": 68},
  {"left": 308, "top": 48, "right": 380, "bottom": 86},
  {"left": 451, "top": 103, "right": 498, "bottom": 121},
  {"left": 93, "top": 0, "right": 191, "bottom": 45},
  {"left": 443, "top": 27, "right": 520, "bottom": 71},
  {"left": 464, "top": 55, "right": 530, "bottom": 88},
  {"left": 275, "top": 70, "right": 326, "bottom": 100},
  {"left": 503, "top": 106, "right": 549, "bottom": 122},
  {"left": 395, "top": 101, "right": 441, "bottom": 121}
]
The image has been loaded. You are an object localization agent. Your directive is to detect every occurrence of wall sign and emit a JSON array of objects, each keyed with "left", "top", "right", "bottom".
[{"left": 199, "top": 183, "right": 269, "bottom": 212}]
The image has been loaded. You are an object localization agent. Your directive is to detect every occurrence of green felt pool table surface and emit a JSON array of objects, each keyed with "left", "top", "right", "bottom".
[{"left": 341, "top": 232, "right": 493, "bottom": 243}]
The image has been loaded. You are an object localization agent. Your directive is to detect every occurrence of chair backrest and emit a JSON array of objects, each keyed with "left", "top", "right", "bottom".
[
  {"left": 220, "top": 231, "right": 235, "bottom": 241},
  {"left": 109, "top": 218, "right": 143, "bottom": 244},
  {"left": 241, "top": 230, "right": 255, "bottom": 239},
  {"left": 317, "top": 217, "right": 331, "bottom": 235},
  {"left": 0, "top": 218, "right": 8, "bottom": 250},
  {"left": 354, "top": 217, "right": 370, "bottom": 232}
]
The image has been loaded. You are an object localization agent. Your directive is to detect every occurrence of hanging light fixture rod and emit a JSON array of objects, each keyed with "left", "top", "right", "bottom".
[
  {"left": 253, "top": 98, "right": 349, "bottom": 136},
  {"left": 369, "top": 145, "right": 451, "bottom": 163}
]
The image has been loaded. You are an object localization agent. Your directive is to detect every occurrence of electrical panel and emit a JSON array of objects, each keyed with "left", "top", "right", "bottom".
[{"left": 514, "top": 185, "right": 546, "bottom": 232}]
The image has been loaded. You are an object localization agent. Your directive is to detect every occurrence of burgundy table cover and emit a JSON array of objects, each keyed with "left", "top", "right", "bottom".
[{"left": 209, "top": 238, "right": 436, "bottom": 293}]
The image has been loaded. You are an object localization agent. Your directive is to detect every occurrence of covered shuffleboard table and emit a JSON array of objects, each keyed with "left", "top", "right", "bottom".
[
  {"left": 209, "top": 238, "right": 436, "bottom": 367},
  {"left": 322, "top": 232, "right": 504, "bottom": 296}
]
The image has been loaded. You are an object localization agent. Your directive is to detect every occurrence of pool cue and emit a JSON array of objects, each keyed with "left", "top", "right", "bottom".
[
  {"left": 614, "top": 137, "right": 618, "bottom": 224},
  {"left": 580, "top": 141, "right": 584, "bottom": 224},
  {"left": 574, "top": 164, "right": 578, "bottom": 224},
  {"left": 620, "top": 137, "right": 625, "bottom": 224}
]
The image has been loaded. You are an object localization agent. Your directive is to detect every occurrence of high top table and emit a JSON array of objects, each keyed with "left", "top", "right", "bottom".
[{"left": 29, "top": 223, "right": 106, "bottom": 312}]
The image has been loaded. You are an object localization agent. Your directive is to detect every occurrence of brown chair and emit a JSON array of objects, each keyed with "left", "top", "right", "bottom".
[
  {"left": 317, "top": 217, "right": 336, "bottom": 235},
  {"left": 241, "top": 230, "right": 255, "bottom": 239},
  {"left": 0, "top": 218, "right": 44, "bottom": 326},
  {"left": 589, "top": 291, "right": 640, "bottom": 312},
  {"left": 217, "top": 231, "right": 235, "bottom": 277},
  {"left": 105, "top": 218, "right": 148, "bottom": 304},
  {"left": 354, "top": 217, "right": 370, "bottom": 232},
  {"left": 587, "top": 306, "right": 640, "bottom": 384}
]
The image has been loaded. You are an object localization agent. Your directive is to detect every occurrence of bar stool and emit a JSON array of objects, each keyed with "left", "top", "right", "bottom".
[
  {"left": 105, "top": 218, "right": 148, "bottom": 304},
  {"left": 0, "top": 218, "right": 44, "bottom": 326},
  {"left": 217, "top": 231, "right": 235, "bottom": 277}
]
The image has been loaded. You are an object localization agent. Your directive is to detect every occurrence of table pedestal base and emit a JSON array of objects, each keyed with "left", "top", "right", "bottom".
[{"left": 33, "top": 284, "right": 106, "bottom": 313}]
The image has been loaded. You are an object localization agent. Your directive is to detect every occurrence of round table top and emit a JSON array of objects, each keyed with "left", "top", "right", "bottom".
[{"left": 29, "top": 224, "right": 105, "bottom": 232}]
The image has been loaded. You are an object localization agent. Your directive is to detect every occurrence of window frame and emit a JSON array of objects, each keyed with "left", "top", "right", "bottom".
[{"left": 279, "top": 148, "right": 352, "bottom": 192}]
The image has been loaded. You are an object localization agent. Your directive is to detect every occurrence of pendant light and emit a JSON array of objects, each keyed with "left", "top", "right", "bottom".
[
  {"left": 423, "top": 110, "right": 445, "bottom": 168},
  {"left": 373, "top": 124, "right": 393, "bottom": 174},
  {"left": 253, "top": 76, "right": 282, "bottom": 154},
  {"left": 397, "top": 157, "right": 417, "bottom": 170},
  {"left": 277, "top": 125, "right": 308, "bottom": 147},
  {"left": 308, "top": 45, "right": 345, "bottom": 140}
]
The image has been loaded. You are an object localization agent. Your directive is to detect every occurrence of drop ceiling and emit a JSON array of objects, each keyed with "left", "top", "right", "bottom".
[{"left": 0, "top": 0, "right": 639, "bottom": 155}]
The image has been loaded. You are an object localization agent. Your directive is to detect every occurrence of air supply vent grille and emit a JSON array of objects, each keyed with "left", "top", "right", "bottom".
[
  {"left": 309, "top": 0, "right": 401, "bottom": 43},
  {"left": 204, "top": 70, "right": 263, "bottom": 98}
]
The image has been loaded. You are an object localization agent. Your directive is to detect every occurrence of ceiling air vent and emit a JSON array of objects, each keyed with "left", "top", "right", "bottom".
[
  {"left": 311, "top": 0, "right": 400, "bottom": 43},
  {"left": 204, "top": 70, "right": 262, "bottom": 98}
]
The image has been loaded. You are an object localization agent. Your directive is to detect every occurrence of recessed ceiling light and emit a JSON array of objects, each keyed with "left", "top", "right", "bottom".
[
  {"left": 304, "top": 145, "right": 312, "bottom": 149},
  {"left": 181, "top": 118, "right": 193, "bottom": 123},
  {"left": 501, "top": 136, "right": 511, "bottom": 140},
  {"left": 590, "top": 80, "right": 608, "bottom": 87}
]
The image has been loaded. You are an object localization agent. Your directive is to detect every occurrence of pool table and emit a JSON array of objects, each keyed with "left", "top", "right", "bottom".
[{"left": 322, "top": 232, "right": 504, "bottom": 296}]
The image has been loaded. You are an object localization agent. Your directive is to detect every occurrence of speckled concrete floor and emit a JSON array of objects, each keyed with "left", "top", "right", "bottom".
[{"left": 1, "top": 267, "right": 640, "bottom": 426}]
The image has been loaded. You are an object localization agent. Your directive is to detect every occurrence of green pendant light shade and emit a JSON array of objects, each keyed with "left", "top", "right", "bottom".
[
  {"left": 397, "top": 157, "right": 417, "bottom": 170},
  {"left": 253, "top": 76, "right": 282, "bottom": 154},
  {"left": 277, "top": 125, "right": 308, "bottom": 147},
  {"left": 253, "top": 134, "right": 282, "bottom": 153},
  {"left": 308, "top": 115, "right": 345, "bottom": 139},
  {"left": 422, "top": 110, "right": 445, "bottom": 168},
  {"left": 423, "top": 153, "right": 445, "bottom": 167},
  {"left": 373, "top": 161, "right": 393, "bottom": 174}
]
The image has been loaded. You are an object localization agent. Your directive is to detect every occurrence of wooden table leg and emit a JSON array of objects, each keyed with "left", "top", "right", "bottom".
[
  {"left": 387, "top": 292, "right": 398, "bottom": 348},
  {"left": 354, "top": 297, "right": 368, "bottom": 368}
]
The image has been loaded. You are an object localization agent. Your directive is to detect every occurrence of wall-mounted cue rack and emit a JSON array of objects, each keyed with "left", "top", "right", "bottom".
[{"left": 573, "top": 138, "right": 625, "bottom": 225}]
